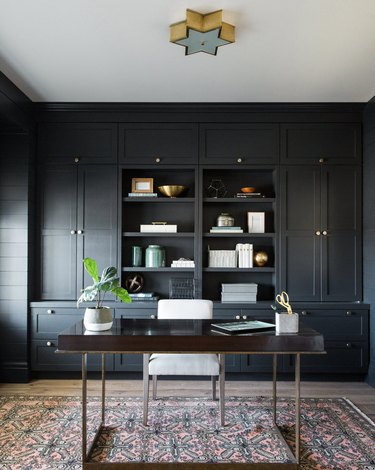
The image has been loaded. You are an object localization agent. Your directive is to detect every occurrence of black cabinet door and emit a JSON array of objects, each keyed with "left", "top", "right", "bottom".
[
  {"left": 280, "top": 166, "right": 321, "bottom": 301},
  {"left": 200, "top": 123, "right": 279, "bottom": 164},
  {"left": 281, "top": 123, "right": 361, "bottom": 164},
  {"left": 77, "top": 165, "right": 118, "bottom": 294},
  {"left": 40, "top": 166, "right": 78, "bottom": 300},
  {"left": 38, "top": 123, "right": 118, "bottom": 164},
  {"left": 320, "top": 166, "right": 362, "bottom": 301},
  {"left": 119, "top": 123, "right": 198, "bottom": 164}
]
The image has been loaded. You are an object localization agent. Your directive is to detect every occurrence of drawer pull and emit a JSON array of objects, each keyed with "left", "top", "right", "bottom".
[
  {"left": 74, "top": 157, "right": 80, "bottom": 163},
  {"left": 46, "top": 341, "right": 53, "bottom": 347},
  {"left": 77, "top": 230, "right": 84, "bottom": 235},
  {"left": 47, "top": 309, "right": 54, "bottom": 314},
  {"left": 315, "top": 231, "right": 321, "bottom": 236},
  {"left": 150, "top": 314, "right": 156, "bottom": 319},
  {"left": 319, "top": 158, "right": 325, "bottom": 163},
  {"left": 155, "top": 157, "right": 161, "bottom": 163},
  {"left": 346, "top": 342, "right": 352, "bottom": 348},
  {"left": 242, "top": 315, "right": 247, "bottom": 320},
  {"left": 346, "top": 311, "right": 352, "bottom": 316},
  {"left": 301, "top": 311, "right": 308, "bottom": 316},
  {"left": 70, "top": 230, "right": 76, "bottom": 235},
  {"left": 235, "top": 315, "right": 240, "bottom": 320},
  {"left": 237, "top": 157, "right": 243, "bottom": 163}
]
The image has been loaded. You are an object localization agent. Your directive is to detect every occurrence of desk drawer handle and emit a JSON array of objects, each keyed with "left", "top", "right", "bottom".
[{"left": 46, "top": 341, "right": 53, "bottom": 347}]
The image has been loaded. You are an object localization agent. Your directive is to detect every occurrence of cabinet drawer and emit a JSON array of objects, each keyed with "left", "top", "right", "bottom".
[
  {"left": 31, "top": 308, "right": 84, "bottom": 338},
  {"left": 298, "top": 309, "right": 368, "bottom": 340},
  {"left": 38, "top": 123, "right": 118, "bottom": 164},
  {"left": 115, "top": 309, "right": 157, "bottom": 319},
  {"left": 281, "top": 123, "right": 361, "bottom": 164},
  {"left": 119, "top": 123, "right": 198, "bottom": 164},
  {"left": 31, "top": 340, "right": 114, "bottom": 371},
  {"left": 299, "top": 341, "right": 368, "bottom": 373},
  {"left": 200, "top": 124, "right": 279, "bottom": 164}
]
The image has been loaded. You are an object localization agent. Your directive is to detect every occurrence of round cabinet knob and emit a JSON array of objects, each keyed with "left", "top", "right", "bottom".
[
  {"left": 155, "top": 157, "right": 161, "bottom": 163},
  {"left": 235, "top": 315, "right": 240, "bottom": 320},
  {"left": 47, "top": 309, "right": 54, "bottom": 314},
  {"left": 150, "top": 314, "right": 156, "bottom": 319},
  {"left": 74, "top": 157, "right": 80, "bottom": 163},
  {"left": 70, "top": 230, "right": 76, "bottom": 235},
  {"left": 242, "top": 315, "right": 247, "bottom": 320},
  {"left": 346, "top": 311, "right": 352, "bottom": 316},
  {"left": 319, "top": 158, "right": 325, "bottom": 163},
  {"left": 301, "top": 311, "right": 308, "bottom": 316},
  {"left": 322, "top": 230, "right": 328, "bottom": 236},
  {"left": 346, "top": 342, "right": 352, "bottom": 348},
  {"left": 77, "top": 230, "right": 83, "bottom": 235},
  {"left": 46, "top": 341, "right": 53, "bottom": 347},
  {"left": 237, "top": 158, "right": 243, "bottom": 163},
  {"left": 315, "top": 231, "right": 321, "bottom": 236}
]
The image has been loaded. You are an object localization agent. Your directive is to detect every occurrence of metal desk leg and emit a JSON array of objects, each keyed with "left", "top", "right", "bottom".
[
  {"left": 295, "top": 353, "right": 301, "bottom": 464},
  {"left": 82, "top": 353, "right": 88, "bottom": 464},
  {"left": 101, "top": 353, "right": 106, "bottom": 424},
  {"left": 273, "top": 353, "right": 277, "bottom": 424}
]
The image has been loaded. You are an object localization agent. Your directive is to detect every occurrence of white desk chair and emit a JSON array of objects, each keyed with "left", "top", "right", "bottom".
[{"left": 143, "top": 299, "right": 225, "bottom": 426}]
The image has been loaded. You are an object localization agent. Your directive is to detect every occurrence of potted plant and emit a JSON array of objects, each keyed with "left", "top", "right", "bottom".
[{"left": 77, "top": 257, "right": 131, "bottom": 331}]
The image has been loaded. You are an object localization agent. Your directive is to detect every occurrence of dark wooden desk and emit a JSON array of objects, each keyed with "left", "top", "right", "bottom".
[{"left": 57, "top": 319, "right": 325, "bottom": 469}]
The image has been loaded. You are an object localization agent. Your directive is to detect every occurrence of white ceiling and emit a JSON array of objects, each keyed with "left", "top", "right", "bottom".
[{"left": 0, "top": 0, "right": 375, "bottom": 103}]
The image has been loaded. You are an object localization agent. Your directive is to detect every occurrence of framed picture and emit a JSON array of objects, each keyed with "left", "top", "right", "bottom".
[
  {"left": 131, "top": 177, "right": 154, "bottom": 193},
  {"left": 247, "top": 212, "right": 265, "bottom": 233}
]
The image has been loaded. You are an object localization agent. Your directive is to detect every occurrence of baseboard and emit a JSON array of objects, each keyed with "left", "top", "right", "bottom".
[{"left": 0, "top": 366, "right": 30, "bottom": 383}]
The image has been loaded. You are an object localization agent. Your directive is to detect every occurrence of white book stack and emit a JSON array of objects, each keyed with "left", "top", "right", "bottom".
[
  {"left": 208, "top": 250, "right": 237, "bottom": 268},
  {"left": 236, "top": 243, "right": 253, "bottom": 268},
  {"left": 140, "top": 224, "right": 177, "bottom": 233},
  {"left": 171, "top": 260, "right": 195, "bottom": 268},
  {"left": 221, "top": 283, "right": 258, "bottom": 303}
]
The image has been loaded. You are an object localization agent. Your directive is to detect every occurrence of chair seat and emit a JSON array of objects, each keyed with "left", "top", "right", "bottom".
[{"left": 149, "top": 353, "right": 220, "bottom": 376}]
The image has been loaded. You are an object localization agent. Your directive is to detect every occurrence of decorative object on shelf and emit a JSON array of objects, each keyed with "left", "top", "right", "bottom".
[
  {"left": 247, "top": 212, "right": 265, "bottom": 233},
  {"left": 129, "top": 292, "right": 159, "bottom": 302},
  {"left": 221, "top": 283, "right": 257, "bottom": 303},
  {"left": 171, "top": 258, "right": 195, "bottom": 268},
  {"left": 216, "top": 212, "right": 234, "bottom": 227},
  {"left": 236, "top": 243, "right": 253, "bottom": 268},
  {"left": 274, "top": 291, "right": 299, "bottom": 334},
  {"left": 77, "top": 258, "right": 131, "bottom": 331},
  {"left": 169, "top": 278, "right": 198, "bottom": 299},
  {"left": 131, "top": 177, "right": 154, "bottom": 193},
  {"left": 145, "top": 245, "right": 166, "bottom": 268},
  {"left": 235, "top": 192, "right": 264, "bottom": 198},
  {"left": 141, "top": 223, "right": 177, "bottom": 233},
  {"left": 210, "top": 226, "right": 243, "bottom": 233},
  {"left": 131, "top": 246, "right": 143, "bottom": 267},
  {"left": 125, "top": 273, "right": 144, "bottom": 293},
  {"left": 254, "top": 251, "right": 268, "bottom": 267},
  {"left": 206, "top": 179, "right": 227, "bottom": 198},
  {"left": 127, "top": 192, "right": 157, "bottom": 197},
  {"left": 170, "top": 9, "right": 235, "bottom": 56},
  {"left": 158, "top": 185, "right": 187, "bottom": 198},
  {"left": 241, "top": 187, "right": 256, "bottom": 193},
  {"left": 208, "top": 248, "right": 237, "bottom": 267}
]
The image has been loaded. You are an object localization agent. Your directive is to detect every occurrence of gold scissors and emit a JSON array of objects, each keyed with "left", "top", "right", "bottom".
[{"left": 276, "top": 291, "right": 292, "bottom": 315}]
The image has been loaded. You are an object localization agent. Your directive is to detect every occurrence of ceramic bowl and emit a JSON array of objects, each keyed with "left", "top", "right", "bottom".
[
  {"left": 158, "top": 185, "right": 187, "bottom": 197},
  {"left": 241, "top": 187, "right": 256, "bottom": 193}
]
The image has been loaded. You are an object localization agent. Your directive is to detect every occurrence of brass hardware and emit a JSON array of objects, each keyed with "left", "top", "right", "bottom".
[
  {"left": 315, "top": 231, "right": 321, "bottom": 236},
  {"left": 74, "top": 157, "right": 80, "bottom": 163},
  {"left": 70, "top": 230, "right": 76, "bottom": 235},
  {"left": 319, "top": 158, "right": 325, "bottom": 163},
  {"left": 77, "top": 230, "right": 83, "bottom": 235},
  {"left": 47, "top": 309, "right": 54, "bottom": 314},
  {"left": 46, "top": 341, "right": 52, "bottom": 347},
  {"left": 322, "top": 230, "right": 328, "bottom": 236},
  {"left": 301, "top": 311, "right": 307, "bottom": 316},
  {"left": 235, "top": 315, "right": 240, "bottom": 320},
  {"left": 155, "top": 157, "right": 161, "bottom": 163},
  {"left": 346, "top": 311, "right": 352, "bottom": 316},
  {"left": 237, "top": 157, "right": 243, "bottom": 163}
]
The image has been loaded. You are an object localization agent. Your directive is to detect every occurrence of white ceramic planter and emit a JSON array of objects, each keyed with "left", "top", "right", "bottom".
[
  {"left": 84, "top": 307, "right": 113, "bottom": 332},
  {"left": 275, "top": 312, "right": 299, "bottom": 334}
]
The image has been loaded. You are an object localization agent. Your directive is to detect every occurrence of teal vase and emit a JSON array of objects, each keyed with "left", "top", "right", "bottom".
[{"left": 145, "top": 245, "right": 165, "bottom": 268}]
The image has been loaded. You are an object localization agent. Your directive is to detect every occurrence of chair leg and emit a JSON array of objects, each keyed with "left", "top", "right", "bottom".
[
  {"left": 143, "top": 354, "right": 150, "bottom": 426},
  {"left": 211, "top": 376, "right": 217, "bottom": 400},
  {"left": 152, "top": 375, "right": 157, "bottom": 399},
  {"left": 219, "top": 354, "right": 225, "bottom": 426}
]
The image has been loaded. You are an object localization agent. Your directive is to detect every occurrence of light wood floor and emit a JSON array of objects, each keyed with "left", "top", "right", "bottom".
[{"left": 1, "top": 379, "right": 375, "bottom": 422}]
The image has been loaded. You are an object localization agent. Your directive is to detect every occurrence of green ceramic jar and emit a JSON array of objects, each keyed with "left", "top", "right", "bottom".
[{"left": 145, "top": 245, "right": 165, "bottom": 268}]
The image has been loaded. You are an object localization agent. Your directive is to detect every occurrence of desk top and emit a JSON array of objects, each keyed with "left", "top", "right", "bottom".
[{"left": 57, "top": 319, "right": 325, "bottom": 354}]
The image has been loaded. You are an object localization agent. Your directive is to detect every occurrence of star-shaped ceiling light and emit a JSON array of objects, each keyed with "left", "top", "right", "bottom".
[{"left": 170, "top": 9, "right": 235, "bottom": 56}]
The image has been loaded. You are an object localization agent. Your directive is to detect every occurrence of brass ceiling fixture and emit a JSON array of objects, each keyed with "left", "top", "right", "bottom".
[{"left": 170, "top": 9, "right": 235, "bottom": 56}]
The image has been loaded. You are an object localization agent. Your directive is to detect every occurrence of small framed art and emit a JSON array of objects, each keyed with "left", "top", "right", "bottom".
[
  {"left": 247, "top": 212, "right": 265, "bottom": 233},
  {"left": 131, "top": 177, "right": 154, "bottom": 193}
]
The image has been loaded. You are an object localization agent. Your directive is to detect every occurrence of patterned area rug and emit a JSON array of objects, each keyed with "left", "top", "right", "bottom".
[{"left": 0, "top": 395, "right": 374, "bottom": 469}]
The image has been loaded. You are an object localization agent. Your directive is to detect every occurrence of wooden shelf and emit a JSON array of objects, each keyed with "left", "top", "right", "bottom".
[
  {"left": 123, "top": 232, "right": 195, "bottom": 237},
  {"left": 203, "top": 267, "right": 275, "bottom": 272},
  {"left": 122, "top": 267, "right": 195, "bottom": 272},
  {"left": 123, "top": 197, "right": 195, "bottom": 203},
  {"left": 203, "top": 232, "right": 275, "bottom": 238},
  {"left": 203, "top": 197, "right": 275, "bottom": 203}
]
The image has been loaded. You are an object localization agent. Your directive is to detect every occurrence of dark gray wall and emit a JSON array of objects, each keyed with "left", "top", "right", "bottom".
[{"left": 363, "top": 96, "right": 375, "bottom": 386}]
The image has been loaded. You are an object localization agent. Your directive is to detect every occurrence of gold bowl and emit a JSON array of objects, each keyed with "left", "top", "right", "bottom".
[
  {"left": 241, "top": 187, "right": 256, "bottom": 193},
  {"left": 158, "top": 185, "right": 188, "bottom": 198}
]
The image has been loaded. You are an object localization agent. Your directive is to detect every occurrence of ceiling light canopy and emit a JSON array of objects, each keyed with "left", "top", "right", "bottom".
[{"left": 170, "top": 9, "right": 235, "bottom": 56}]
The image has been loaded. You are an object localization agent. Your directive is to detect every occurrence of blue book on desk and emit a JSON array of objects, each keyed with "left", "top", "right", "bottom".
[{"left": 211, "top": 320, "right": 275, "bottom": 334}]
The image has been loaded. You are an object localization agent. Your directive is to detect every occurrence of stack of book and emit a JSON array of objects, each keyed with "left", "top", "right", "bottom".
[
  {"left": 221, "top": 283, "right": 258, "bottom": 303},
  {"left": 236, "top": 243, "right": 253, "bottom": 268},
  {"left": 210, "top": 226, "right": 243, "bottom": 233},
  {"left": 140, "top": 224, "right": 177, "bottom": 233},
  {"left": 128, "top": 192, "right": 158, "bottom": 197},
  {"left": 129, "top": 292, "right": 159, "bottom": 301},
  {"left": 208, "top": 250, "right": 237, "bottom": 267},
  {"left": 235, "top": 192, "right": 263, "bottom": 198},
  {"left": 171, "top": 259, "right": 195, "bottom": 268}
]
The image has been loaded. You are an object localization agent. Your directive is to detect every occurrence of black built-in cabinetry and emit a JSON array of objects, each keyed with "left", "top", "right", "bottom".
[{"left": 32, "top": 110, "right": 368, "bottom": 376}]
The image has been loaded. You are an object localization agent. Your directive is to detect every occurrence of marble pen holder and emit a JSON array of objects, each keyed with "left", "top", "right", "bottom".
[{"left": 275, "top": 312, "right": 299, "bottom": 334}]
